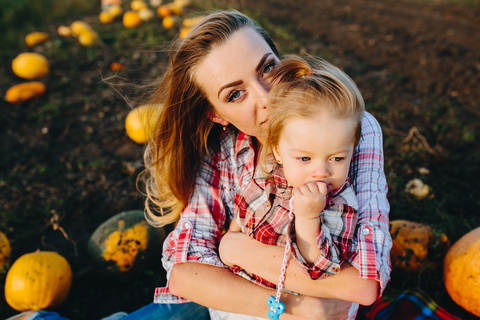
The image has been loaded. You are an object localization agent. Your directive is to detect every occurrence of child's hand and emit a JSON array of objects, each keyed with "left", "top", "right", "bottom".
[{"left": 292, "top": 181, "right": 330, "bottom": 220}]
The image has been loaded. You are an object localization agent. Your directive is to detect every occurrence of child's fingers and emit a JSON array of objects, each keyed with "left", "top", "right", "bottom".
[{"left": 315, "top": 181, "right": 329, "bottom": 195}]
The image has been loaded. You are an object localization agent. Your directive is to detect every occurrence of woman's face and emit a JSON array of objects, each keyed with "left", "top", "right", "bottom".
[{"left": 195, "top": 28, "right": 279, "bottom": 141}]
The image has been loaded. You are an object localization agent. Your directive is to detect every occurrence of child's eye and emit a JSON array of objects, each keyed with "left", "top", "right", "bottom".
[
  {"left": 298, "top": 157, "right": 311, "bottom": 162},
  {"left": 262, "top": 60, "right": 275, "bottom": 75},
  {"left": 228, "top": 90, "right": 243, "bottom": 102},
  {"left": 333, "top": 157, "right": 345, "bottom": 162}
]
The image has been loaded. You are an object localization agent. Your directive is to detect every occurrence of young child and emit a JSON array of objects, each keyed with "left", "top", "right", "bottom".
[{"left": 227, "top": 55, "right": 366, "bottom": 319}]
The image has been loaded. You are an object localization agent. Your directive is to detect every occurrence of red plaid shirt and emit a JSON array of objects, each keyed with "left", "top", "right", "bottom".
[
  {"left": 231, "top": 163, "right": 359, "bottom": 288},
  {"left": 154, "top": 112, "right": 391, "bottom": 307}
]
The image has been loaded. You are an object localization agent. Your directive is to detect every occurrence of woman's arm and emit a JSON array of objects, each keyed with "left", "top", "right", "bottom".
[
  {"left": 169, "top": 262, "right": 351, "bottom": 320},
  {"left": 220, "top": 230, "right": 379, "bottom": 306}
]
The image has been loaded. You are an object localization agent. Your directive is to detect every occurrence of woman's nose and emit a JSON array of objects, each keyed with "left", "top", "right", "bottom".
[{"left": 253, "top": 81, "right": 269, "bottom": 109}]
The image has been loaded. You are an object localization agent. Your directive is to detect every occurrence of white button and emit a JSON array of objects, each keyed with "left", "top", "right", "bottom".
[
  {"left": 184, "top": 222, "right": 190, "bottom": 229},
  {"left": 362, "top": 228, "right": 370, "bottom": 235}
]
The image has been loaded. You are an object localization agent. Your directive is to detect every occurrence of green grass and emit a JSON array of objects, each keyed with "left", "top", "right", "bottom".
[{"left": 0, "top": 0, "right": 99, "bottom": 64}]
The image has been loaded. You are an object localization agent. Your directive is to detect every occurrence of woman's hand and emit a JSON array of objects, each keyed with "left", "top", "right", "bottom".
[{"left": 282, "top": 294, "right": 351, "bottom": 320}]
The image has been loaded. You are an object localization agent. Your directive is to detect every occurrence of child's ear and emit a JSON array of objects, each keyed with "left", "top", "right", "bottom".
[
  {"left": 272, "top": 147, "right": 282, "bottom": 165},
  {"left": 207, "top": 111, "right": 229, "bottom": 127}
]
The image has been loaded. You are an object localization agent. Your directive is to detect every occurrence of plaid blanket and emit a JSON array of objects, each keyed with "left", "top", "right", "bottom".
[{"left": 356, "top": 288, "right": 461, "bottom": 320}]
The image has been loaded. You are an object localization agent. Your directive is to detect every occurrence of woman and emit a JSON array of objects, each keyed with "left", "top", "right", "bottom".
[
  {"left": 143, "top": 9, "right": 391, "bottom": 320},
  {"left": 8, "top": 9, "right": 390, "bottom": 320}
]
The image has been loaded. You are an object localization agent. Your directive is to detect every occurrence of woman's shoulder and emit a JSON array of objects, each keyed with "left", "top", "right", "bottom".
[{"left": 361, "top": 111, "right": 382, "bottom": 136}]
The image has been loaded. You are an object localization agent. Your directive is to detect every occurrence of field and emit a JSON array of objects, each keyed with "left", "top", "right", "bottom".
[{"left": 0, "top": 0, "right": 479, "bottom": 319}]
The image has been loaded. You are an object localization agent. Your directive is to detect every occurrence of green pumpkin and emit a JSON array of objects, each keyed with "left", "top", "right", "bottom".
[{"left": 87, "top": 210, "right": 166, "bottom": 281}]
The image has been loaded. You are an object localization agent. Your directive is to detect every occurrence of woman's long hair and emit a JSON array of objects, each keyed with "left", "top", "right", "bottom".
[{"left": 139, "top": 10, "right": 279, "bottom": 227}]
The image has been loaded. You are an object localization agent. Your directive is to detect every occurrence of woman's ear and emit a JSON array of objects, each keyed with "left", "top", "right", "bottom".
[{"left": 207, "top": 111, "right": 229, "bottom": 127}]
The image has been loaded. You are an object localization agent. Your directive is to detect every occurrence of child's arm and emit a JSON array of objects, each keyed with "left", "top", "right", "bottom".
[{"left": 291, "top": 181, "right": 329, "bottom": 263}]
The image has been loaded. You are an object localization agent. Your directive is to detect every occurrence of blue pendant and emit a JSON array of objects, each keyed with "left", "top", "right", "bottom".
[{"left": 267, "top": 296, "right": 285, "bottom": 320}]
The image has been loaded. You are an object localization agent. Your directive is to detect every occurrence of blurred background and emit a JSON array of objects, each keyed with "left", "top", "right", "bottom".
[{"left": 0, "top": 0, "right": 479, "bottom": 319}]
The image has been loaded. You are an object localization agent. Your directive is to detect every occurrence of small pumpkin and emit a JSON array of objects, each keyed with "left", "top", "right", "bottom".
[
  {"left": 12, "top": 53, "right": 49, "bottom": 80},
  {"left": 108, "top": 4, "right": 123, "bottom": 18},
  {"left": 162, "top": 16, "right": 179, "bottom": 29},
  {"left": 25, "top": 32, "right": 49, "bottom": 47},
  {"left": 390, "top": 220, "right": 450, "bottom": 272},
  {"left": 87, "top": 210, "right": 166, "bottom": 281},
  {"left": 444, "top": 227, "right": 480, "bottom": 317},
  {"left": 78, "top": 30, "right": 97, "bottom": 46},
  {"left": 125, "top": 104, "right": 160, "bottom": 144},
  {"left": 157, "top": 4, "right": 172, "bottom": 18},
  {"left": 0, "top": 231, "right": 11, "bottom": 269},
  {"left": 131, "top": 0, "right": 148, "bottom": 11},
  {"left": 182, "top": 15, "right": 204, "bottom": 28},
  {"left": 57, "top": 25, "right": 72, "bottom": 37},
  {"left": 100, "top": 11, "right": 115, "bottom": 24},
  {"left": 123, "top": 10, "right": 143, "bottom": 28},
  {"left": 4, "top": 82, "right": 46, "bottom": 104},
  {"left": 138, "top": 8, "right": 154, "bottom": 21},
  {"left": 4, "top": 250, "right": 72, "bottom": 311},
  {"left": 110, "top": 62, "right": 127, "bottom": 71},
  {"left": 70, "top": 21, "right": 92, "bottom": 37}
]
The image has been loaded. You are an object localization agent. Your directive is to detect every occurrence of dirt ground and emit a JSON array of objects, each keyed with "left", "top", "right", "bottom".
[{"left": 1, "top": 0, "right": 479, "bottom": 319}]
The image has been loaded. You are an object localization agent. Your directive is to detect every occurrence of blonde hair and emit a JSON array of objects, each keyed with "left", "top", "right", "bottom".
[
  {"left": 261, "top": 55, "right": 365, "bottom": 174},
  {"left": 139, "top": 10, "right": 279, "bottom": 227}
]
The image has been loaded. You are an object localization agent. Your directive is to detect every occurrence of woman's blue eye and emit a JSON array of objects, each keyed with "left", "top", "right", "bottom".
[
  {"left": 263, "top": 61, "right": 275, "bottom": 75},
  {"left": 228, "top": 90, "right": 242, "bottom": 102}
]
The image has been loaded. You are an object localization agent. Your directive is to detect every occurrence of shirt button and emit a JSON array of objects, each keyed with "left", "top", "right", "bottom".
[
  {"left": 184, "top": 222, "right": 190, "bottom": 229},
  {"left": 362, "top": 228, "right": 370, "bottom": 236}
]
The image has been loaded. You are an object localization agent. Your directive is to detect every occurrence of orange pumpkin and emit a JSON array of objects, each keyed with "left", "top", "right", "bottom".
[
  {"left": 4, "top": 82, "right": 46, "bottom": 104},
  {"left": 0, "top": 231, "right": 11, "bottom": 269},
  {"left": 4, "top": 250, "right": 72, "bottom": 311},
  {"left": 444, "top": 227, "right": 480, "bottom": 317},
  {"left": 390, "top": 220, "right": 450, "bottom": 272}
]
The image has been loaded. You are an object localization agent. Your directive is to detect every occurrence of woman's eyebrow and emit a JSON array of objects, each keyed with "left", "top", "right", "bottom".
[
  {"left": 218, "top": 80, "right": 243, "bottom": 98},
  {"left": 256, "top": 53, "right": 272, "bottom": 71},
  {"left": 217, "top": 53, "right": 273, "bottom": 98}
]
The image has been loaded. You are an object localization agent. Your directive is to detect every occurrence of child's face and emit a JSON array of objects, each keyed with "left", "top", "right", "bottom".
[{"left": 273, "top": 111, "right": 356, "bottom": 191}]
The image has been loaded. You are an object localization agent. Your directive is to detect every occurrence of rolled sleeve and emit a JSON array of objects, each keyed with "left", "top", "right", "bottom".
[{"left": 348, "top": 112, "right": 392, "bottom": 297}]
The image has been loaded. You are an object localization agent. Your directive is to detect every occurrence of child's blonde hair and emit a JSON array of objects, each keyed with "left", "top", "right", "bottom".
[{"left": 261, "top": 55, "right": 365, "bottom": 174}]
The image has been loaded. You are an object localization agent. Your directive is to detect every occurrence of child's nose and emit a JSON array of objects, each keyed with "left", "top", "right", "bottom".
[{"left": 311, "top": 163, "right": 329, "bottom": 178}]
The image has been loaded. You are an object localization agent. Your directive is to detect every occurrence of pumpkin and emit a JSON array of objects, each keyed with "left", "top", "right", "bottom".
[
  {"left": 12, "top": 53, "right": 49, "bottom": 80},
  {"left": 390, "top": 220, "right": 450, "bottom": 272},
  {"left": 70, "top": 21, "right": 92, "bottom": 37},
  {"left": 444, "top": 227, "right": 480, "bottom": 317},
  {"left": 25, "top": 32, "right": 49, "bottom": 47},
  {"left": 138, "top": 8, "right": 154, "bottom": 21},
  {"left": 125, "top": 104, "right": 159, "bottom": 144},
  {"left": 87, "top": 210, "right": 166, "bottom": 281},
  {"left": 162, "top": 16, "right": 178, "bottom": 29},
  {"left": 108, "top": 4, "right": 123, "bottom": 18},
  {"left": 4, "top": 250, "right": 72, "bottom": 311},
  {"left": 4, "top": 82, "right": 46, "bottom": 104},
  {"left": 182, "top": 15, "right": 204, "bottom": 28},
  {"left": 57, "top": 25, "right": 72, "bottom": 37},
  {"left": 157, "top": 4, "right": 172, "bottom": 18},
  {"left": 100, "top": 11, "right": 115, "bottom": 24},
  {"left": 179, "top": 27, "right": 190, "bottom": 38},
  {"left": 123, "top": 11, "right": 143, "bottom": 28},
  {"left": 0, "top": 231, "right": 11, "bottom": 269},
  {"left": 78, "top": 31, "right": 96, "bottom": 46},
  {"left": 110, "top": 62, "right": 127, "bottom": 71},
  {"left": 131, "top": 0, "right": 148, "bottom": 11}
]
